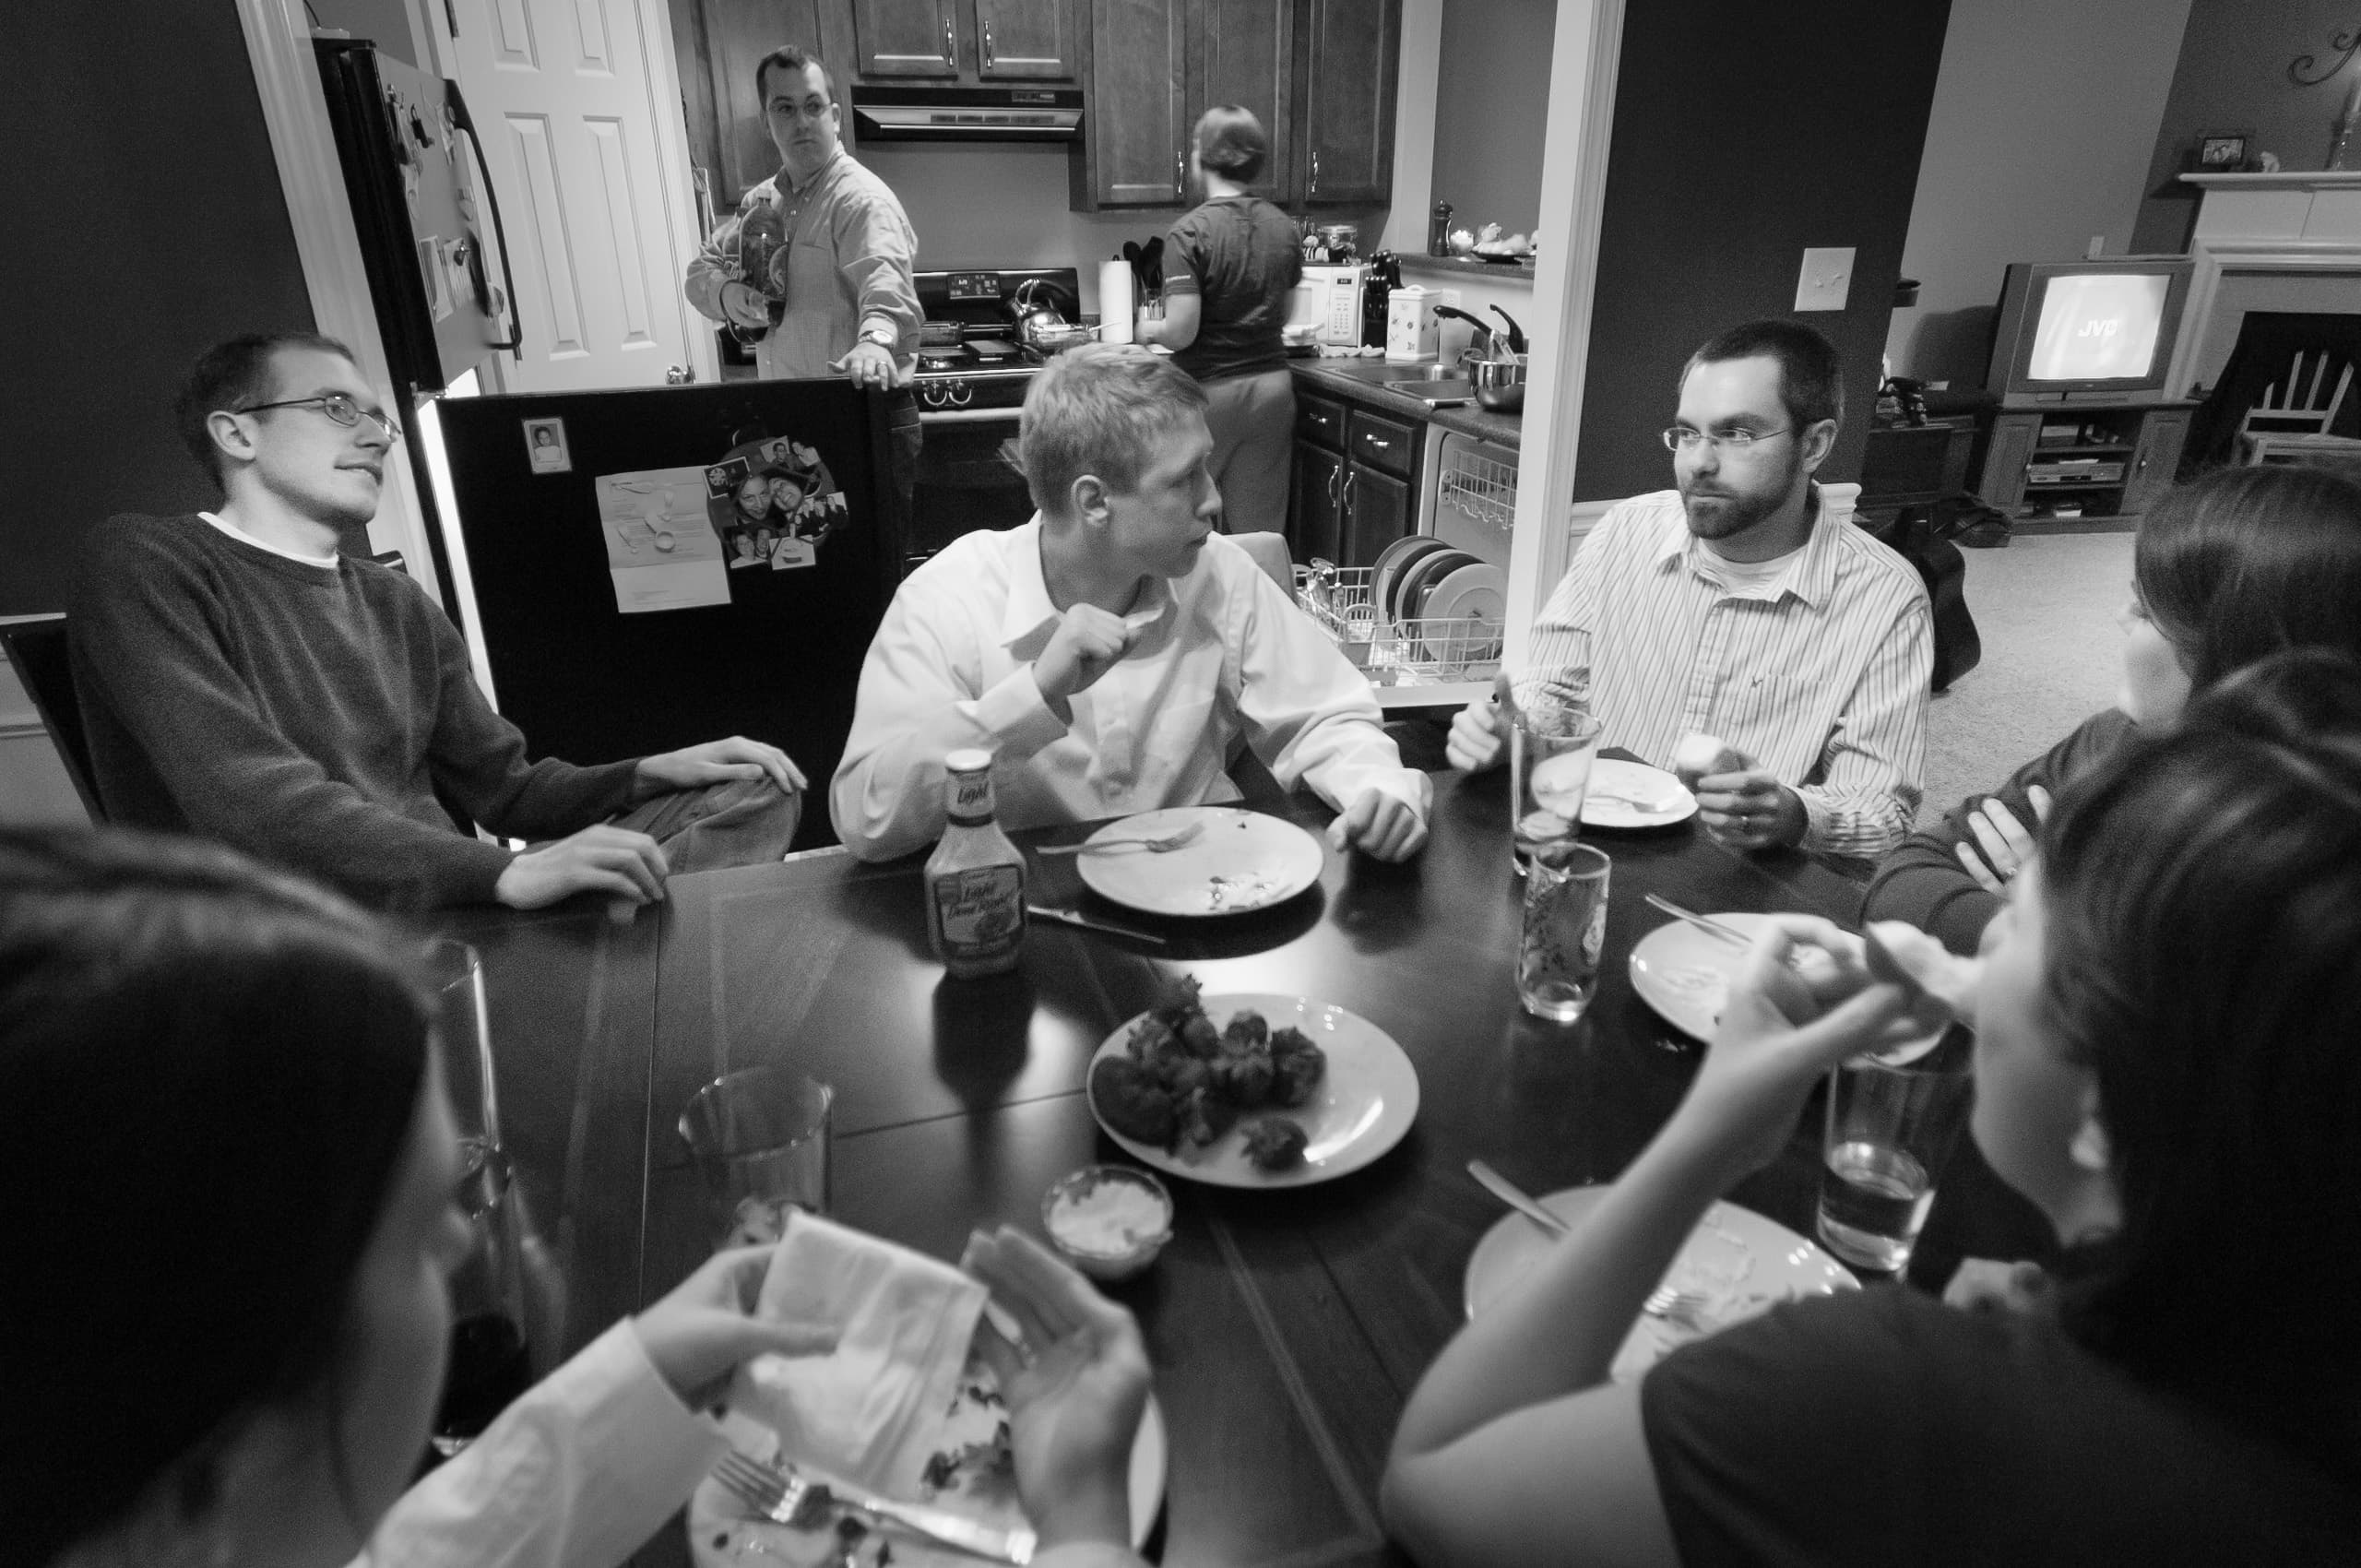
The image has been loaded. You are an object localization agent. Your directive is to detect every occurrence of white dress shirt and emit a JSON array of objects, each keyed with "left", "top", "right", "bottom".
[
  {"left": 1524, "top": 487, "right": 1930, "bottom": 859},
  {"left": 830, "top": 518, "right": 1429, "bottom": 862},
  {"left": 352, "top": 1319, "right": 1150, "bottom": 1568}
]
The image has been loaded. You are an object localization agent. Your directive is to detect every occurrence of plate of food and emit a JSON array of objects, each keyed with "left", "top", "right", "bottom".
[
  {"left": 1626, "top": 909, "right": 1771, "bottom": 1039},
  {"left": 1579, "top": 758, "right": 1697, "bottom": 829},
  {"left": 1087, "top": 979, "right": 1419, "bottom": 1188},
  {"left": 689, "top": 1351, "right": 1167, "bottom": 1568},
  {"left": 1075, "top": 806, "right": 1324, "bottom": 917},
  {"left": 1462, "top": 1184, "right": 1856, "bottom": 1381}
]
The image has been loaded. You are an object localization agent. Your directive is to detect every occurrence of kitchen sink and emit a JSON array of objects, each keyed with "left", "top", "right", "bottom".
[{"left": 1358, "top": 362, "right": 1465, "bottom": 383}]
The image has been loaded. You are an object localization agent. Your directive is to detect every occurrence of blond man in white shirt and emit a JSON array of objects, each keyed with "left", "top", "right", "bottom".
[
  {"left": 1449, "top": 321, "right": 1930, "bottom": 860},
  {"left": 831, "top": 343, "right": 1429, "bottom": 862}
]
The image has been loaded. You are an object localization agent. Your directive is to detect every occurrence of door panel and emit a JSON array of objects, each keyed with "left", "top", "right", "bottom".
[
  {"left": 1299, "top": 0, "right": 1397, "bottom": 206},
  {"left": 853, "top": 0, "right": 960, "bottom": 77},
  {"left": 1087, "top": 0, "right": 1188, "bottom": 207},
  {"left": 2124, "top": 410, "right": 2191, "bottom": 516},
  {"left": 1290, "top": 440, "right": 1342, "bottom": 564},
  {"left": 699, "top": 0, "right": 833, "bottom": 207},
  {"left": 1198, "top": 0, "right": 1293, "bottom": 201},
  {"left": 977, "top": 0, "right": 1074, "bottom": 77},
  {"left": 1345, "top": 461, "right": 1407, "bottom": 567},
  {"left": 451, "top": 0, "right": 706, "bottom": 390}
]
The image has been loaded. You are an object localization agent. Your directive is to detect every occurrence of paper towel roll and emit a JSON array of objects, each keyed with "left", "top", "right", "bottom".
[{"left": 1098, "top": 258, "right": 1135, "bottom": 345}]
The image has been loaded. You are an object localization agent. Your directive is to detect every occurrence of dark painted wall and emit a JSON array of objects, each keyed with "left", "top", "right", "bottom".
[
  {"left": 1430, "top": 0, "right": 1555, "bottom": 243},
  {"left": 2131, "top": 0, "right": 2361, "bottom": 255},
  {"left": 1574, "top": 1, "right": 1952, "bottom": 502},
  {"left": 2, "top": 11, "right": 315, "bottom": 617}
]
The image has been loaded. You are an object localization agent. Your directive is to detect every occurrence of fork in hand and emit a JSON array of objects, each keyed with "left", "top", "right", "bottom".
[
  {"left": 710, "top": 1449, "right": 1036, "bottom": 1563},
  {"left": 1033, "top": 823, "right": 1205, "bottom": 856}
]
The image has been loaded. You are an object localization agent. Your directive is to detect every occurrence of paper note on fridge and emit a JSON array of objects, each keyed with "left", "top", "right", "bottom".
[{"left": 594, "top": 467, "right": 731, "bottom": 613}]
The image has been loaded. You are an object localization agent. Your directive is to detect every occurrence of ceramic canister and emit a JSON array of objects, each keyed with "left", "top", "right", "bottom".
[{"left": 1385, "top": 285, "right": 1438, "bottom": 363}]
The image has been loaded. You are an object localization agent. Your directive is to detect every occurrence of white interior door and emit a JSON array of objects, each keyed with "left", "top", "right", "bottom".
[{"left": 439, "top": 0, "right": 715, "bottom": 389}]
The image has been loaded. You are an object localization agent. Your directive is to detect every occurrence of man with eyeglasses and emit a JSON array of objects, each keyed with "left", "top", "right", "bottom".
[
  {"left": 1447, "top": 320, "right": 1930, "bottom": 859},
  {"left": 68, "top": 333, "right": 805, "bottom": 912},
  {"left": 683, "top": 46, "right": 920, "bottom": 505}
]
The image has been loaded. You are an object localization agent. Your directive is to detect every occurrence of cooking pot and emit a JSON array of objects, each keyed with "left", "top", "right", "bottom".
[{"left": 1468, "top": 354, "right": 1527, "bottom": 412}]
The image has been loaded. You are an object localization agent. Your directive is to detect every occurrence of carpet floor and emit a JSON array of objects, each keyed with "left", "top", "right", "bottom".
[{"left": 1919, "top": 530, "right": 2132, "bottom": 825}]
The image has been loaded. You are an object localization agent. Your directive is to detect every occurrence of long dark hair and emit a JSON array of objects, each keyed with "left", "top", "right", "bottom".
[
  {"left": 2040, "top": 648, "right": 2361, "bottom": 1477},
  {"left": 0, "top": 829, "right": 432, "bottom": 1565},
  {"left": 2134, "top": 462, "right": 2361, "bottom": 691}
]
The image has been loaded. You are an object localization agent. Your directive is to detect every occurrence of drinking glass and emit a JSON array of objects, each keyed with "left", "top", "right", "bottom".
[
  {"left": 1517, "top": 841, "right": 1611, "bottom": 1022},
  {"left": 678, "top": 1066, "right": 835, "bottom": 1246},
  {"left": 1816, "top": 1025, "right": 1975, "bottom": 1274},
  {"left": 420, "top": 940, "right": 532, "bottom": 1457},
  {"left": 1510, "top": 704, "right": 1604, "bottom": 873}
]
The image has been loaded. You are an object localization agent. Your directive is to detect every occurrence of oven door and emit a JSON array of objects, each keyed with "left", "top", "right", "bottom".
[{"left": 908, "top": 404, "right": 1032, "bottom": 574}]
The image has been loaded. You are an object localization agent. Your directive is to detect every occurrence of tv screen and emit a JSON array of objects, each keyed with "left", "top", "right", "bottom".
[
  {"left": 1987, "top": 257, "right": 2194, "bottom": 405},
  {"left": 2025, "top": 274, "right": 2171, "bottom": 384}
]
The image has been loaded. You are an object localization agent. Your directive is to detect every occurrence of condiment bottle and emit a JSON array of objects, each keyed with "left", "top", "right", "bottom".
[
  {"left": 926, "top": 748, "right": 1026, "bottom": 978},
  {"left": 1428, "top": 201, "right": 1453, "bottom": 256}
]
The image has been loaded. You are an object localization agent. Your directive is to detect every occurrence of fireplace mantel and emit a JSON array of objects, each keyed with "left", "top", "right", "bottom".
[{"left": 2164, "top": 172, "right": 2361, "bottom": 395}]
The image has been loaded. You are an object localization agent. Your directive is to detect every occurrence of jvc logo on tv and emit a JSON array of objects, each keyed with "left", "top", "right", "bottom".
[{"left": 2075, "top": 317, "right": 2122, "bottom": 339}]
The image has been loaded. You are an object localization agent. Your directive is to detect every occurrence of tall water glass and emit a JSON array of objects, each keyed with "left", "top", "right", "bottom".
[
  {"left": 1510, "top": 704, "right": 1604, "bottom": 873},
  {"left": 1816, "top": 1025, "right": 1974, "bottom": 1274},
  {"left": 1518, "top": 841, "right": 1611, "bottom": 1022},
  {"left": 679, "top": 1065, "right": 835, "bottom": 1247},
  {"left": 421, "top": 940, "right": 531, "bottom": 1456}
]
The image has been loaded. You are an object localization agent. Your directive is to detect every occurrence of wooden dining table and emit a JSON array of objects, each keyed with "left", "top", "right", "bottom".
[{"left": 435, "top": 765, "right": 2042, "bottom": 1568}]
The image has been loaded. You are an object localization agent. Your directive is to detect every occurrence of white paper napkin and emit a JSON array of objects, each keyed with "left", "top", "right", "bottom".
[{"left": 728, "top": 1211, "right": 989, "bottom": 1498}]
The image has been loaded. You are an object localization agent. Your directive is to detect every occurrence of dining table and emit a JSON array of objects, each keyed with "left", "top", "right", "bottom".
[{"left": 433, "top": 762, "right": 2047, "bottom": 1568}]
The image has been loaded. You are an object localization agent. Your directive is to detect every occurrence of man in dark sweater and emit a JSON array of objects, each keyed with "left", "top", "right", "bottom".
[{"left": 70, "top": 332, "right": 803, "bottom": 911}]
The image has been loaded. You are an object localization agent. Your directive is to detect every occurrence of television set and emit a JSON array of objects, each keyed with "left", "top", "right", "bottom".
[{"left": 1984, "top": 257, "right": 2195, "bottom": 406}]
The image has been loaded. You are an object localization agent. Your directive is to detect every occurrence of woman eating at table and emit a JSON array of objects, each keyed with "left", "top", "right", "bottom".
[
  {"left": 1864, "top": 460, "right": 2361, "bottom": 953},
  {"left": 0, "top": 830, "right": 1155, "bottom": 1568},
  {"left": 1132, "top": 105, "right": 1301, "bottom": 536},
  {"left": 1382, "top": 649, "right": 2361, "bottom": 1566}
]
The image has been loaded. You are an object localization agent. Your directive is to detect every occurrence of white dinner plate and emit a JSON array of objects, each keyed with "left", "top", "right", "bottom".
[
  {"left": 1580, "top": 757, "right": 1698, "bottom": 829},
  {"left": 1088, "top": 992, "right": 1420, "bottom": 1188},
  {"left": 1627, "top": 909, "right": 1773, "bottom": 1039},
  {"left": 689, "top": 1360, "right": 1167, "bottom": 1567},
  {"left": 1416, "top": 560, "right": 1506, "bottom": 663},
  {"left": 1462, "top": 1184, "right": 1857, "bottom": 1382},
  {"left": 1075, "top": 806, "right": 1324, "bottom": 917},
  {"left": 1371, "top": 535, "right": 1451, "bottom": 628}
]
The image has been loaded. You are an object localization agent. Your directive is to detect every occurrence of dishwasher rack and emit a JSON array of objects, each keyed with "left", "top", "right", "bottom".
[{"left": 1293, "top": 564, "right": 1503, "bottom": 687}]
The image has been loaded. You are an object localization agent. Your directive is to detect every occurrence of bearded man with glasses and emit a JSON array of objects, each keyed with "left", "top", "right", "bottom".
[
  {"left": 67, "top": 332, "right": 805, "bottom": 911},
  {"left": 1447, "top": 320, "right": 1930, "bottom": 860}
]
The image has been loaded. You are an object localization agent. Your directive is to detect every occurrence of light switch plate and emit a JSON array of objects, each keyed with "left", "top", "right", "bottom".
[
  {"left": 1794, "top": 247, "right": 1854, "bottom": 312},
  {"left": 1437, "top": 288, "right": 1462, "bottom": 310}
]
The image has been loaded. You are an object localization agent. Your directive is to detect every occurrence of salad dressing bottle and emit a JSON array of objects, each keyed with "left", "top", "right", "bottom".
[{"left": 926, "top": 748, "right": 1026, "bottom": 978}]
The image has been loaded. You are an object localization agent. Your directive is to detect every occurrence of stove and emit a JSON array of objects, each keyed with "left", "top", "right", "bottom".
[{"left": 904, "top": 267, "right": 1080, "bottom": 568}]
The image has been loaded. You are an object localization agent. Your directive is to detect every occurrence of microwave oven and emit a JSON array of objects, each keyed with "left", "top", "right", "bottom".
[{"left": 1289, "top": 263, "right": 1372, "bottom": 346}]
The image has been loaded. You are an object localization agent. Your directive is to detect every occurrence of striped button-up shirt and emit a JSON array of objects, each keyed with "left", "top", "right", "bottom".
[{"left": 1524, "top": 488, "right": 1930, "bottom": 859}]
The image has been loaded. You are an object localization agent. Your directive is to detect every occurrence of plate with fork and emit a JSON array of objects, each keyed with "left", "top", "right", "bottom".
[
  {"left": 689, "top": 1352, "right": 1167, "bottom": 1567},
  {"left": 1461, "top": 1184, "right": 1857, "bottom": 1382},
  {"left": 1068, "top": 806, "right": 1325, "bottom": 917}
]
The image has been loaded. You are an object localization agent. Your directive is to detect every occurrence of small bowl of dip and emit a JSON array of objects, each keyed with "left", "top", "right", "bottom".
[{"left": 1041, "top": 1165, "right": 1174, "bottom": 1282}]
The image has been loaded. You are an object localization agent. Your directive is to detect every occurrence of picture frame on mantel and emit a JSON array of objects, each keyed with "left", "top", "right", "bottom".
[{"left": 2195, "top": 130, "right": 2254, "bottom": 172}]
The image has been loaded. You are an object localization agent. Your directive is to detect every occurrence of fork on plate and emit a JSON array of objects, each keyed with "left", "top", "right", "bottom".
[
  {"left": 1033, "top": 823, "right": 1205, "bottom": 856},
  {"left": 1642, "top": 1285, "right": 1714, "bottom": 1333},
  {"left": 710, "top": 1449, "right": 1036, "bottom": 1563}
]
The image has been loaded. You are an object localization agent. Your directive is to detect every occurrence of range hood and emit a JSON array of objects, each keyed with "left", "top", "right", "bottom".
[{"left": 848, "top": 84, "right": 1082, "bottom": 142}]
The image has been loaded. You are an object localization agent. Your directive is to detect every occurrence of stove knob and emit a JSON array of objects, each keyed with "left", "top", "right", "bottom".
[{"left": 950, "top": 380, "right": 973, "bottom": 408}]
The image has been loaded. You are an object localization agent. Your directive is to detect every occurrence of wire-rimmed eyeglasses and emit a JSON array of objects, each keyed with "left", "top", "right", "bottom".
[
  {"left": 1660, "top": 425, "right": 1791, "bottom": 454},
  {"left": 234, "top": 392, "right": 402, "bottom": 442}
]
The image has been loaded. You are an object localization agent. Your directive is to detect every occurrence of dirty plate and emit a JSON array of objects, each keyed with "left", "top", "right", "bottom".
[
  {"left": 1580, "top": 758, "right": 1697, "bottom": 829},
  {"left": 1075, "top": 806, "right": 1323, "bottom": 917},
  {"left": 1462, "top": 1183, "right": 1856, "bottom": 1381}
]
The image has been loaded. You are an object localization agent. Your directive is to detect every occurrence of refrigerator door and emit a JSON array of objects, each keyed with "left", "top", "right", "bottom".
[
  {"left": 433, "top": 379, "right": 901, "bottom": 851},
  {"left": 316, "top": 41, "right": 513, "bottom": 393}
]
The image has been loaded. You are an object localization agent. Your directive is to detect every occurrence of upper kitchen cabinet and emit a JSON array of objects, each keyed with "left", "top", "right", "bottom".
[
  {"left": 848, "top": 0, "right": 1074, "bottom": 81},
  {"left": 1296, "top": 0, "right": 1396, "bottom": 206},
  {"left": 1068, "top": 0, "right": 1392, "bottom": 211},
  {"left": 673, "top": 0, "right": 846, "bottom": 208}
]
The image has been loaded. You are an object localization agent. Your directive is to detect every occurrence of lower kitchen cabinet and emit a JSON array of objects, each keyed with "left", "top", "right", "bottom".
[
  {"left": 1342, "top": 460, "right": 1408, "bottom": 565},
  {"left": 1289, "top": 440, "right": 1343, "bottom": 563}
]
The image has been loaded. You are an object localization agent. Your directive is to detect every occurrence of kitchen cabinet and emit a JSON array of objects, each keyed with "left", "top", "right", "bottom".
[
  {"left": 674, "top": 0, "right": 844, "bottom": 208},
  {"left": 848, "top": 0, "right": 1074, "bottom": 79},
  {"left": 1068, "top": 0, "right": 1394, "bottom": 210},
  {"left": 1288, "top": 390, "right": 1417, "bottom": 567},
  {"left": 1290, "top": 441, "right": 1344, "bottom": 564},
  {"left": 1297, "top": 0, "right": 1397, "bottom": 206},
  {"left": 1343, "top": 462, "right": 1409, "bottom": 565}
]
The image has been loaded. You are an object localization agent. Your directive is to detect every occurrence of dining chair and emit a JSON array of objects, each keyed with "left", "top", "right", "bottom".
[
  {"left": 2239, "top": 348, "right": 2361, "bottom": 466},
  {"left": 0, "top": 612, "right": 105, "bottom": 823}
]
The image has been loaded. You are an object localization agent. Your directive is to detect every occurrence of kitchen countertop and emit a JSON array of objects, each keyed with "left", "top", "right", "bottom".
[{"left": 1288, "top": 356, "right": 1525, "bottom": 449}]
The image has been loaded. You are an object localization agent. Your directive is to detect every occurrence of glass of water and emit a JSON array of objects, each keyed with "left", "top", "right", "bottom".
[
  {"left": 1517, "top": 841, "right": 1611, "bottom": 1022},
  {"left": 678, "top": 1065, "right": 835, "bottom": 1247},
  {"left": 1510, "top": 704, "right": 1604, "bottom": 874},
  {"left": 1816, "top": 1026, "right": 1974, "bottom": 1274}
]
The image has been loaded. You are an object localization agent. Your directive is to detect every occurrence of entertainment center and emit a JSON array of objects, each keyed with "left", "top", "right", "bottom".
[{"left": 1968, "top": 255, "right": 2200, "bottom": 528}]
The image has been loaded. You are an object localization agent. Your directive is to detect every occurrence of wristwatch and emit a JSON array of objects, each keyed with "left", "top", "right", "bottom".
[{"left": 858, "top": 324, "right": 896, "bottom": 350}]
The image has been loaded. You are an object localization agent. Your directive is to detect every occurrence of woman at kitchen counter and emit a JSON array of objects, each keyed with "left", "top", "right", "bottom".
[{"left": 1134, "top": 106, "right": 1301, "bottom": 538}]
